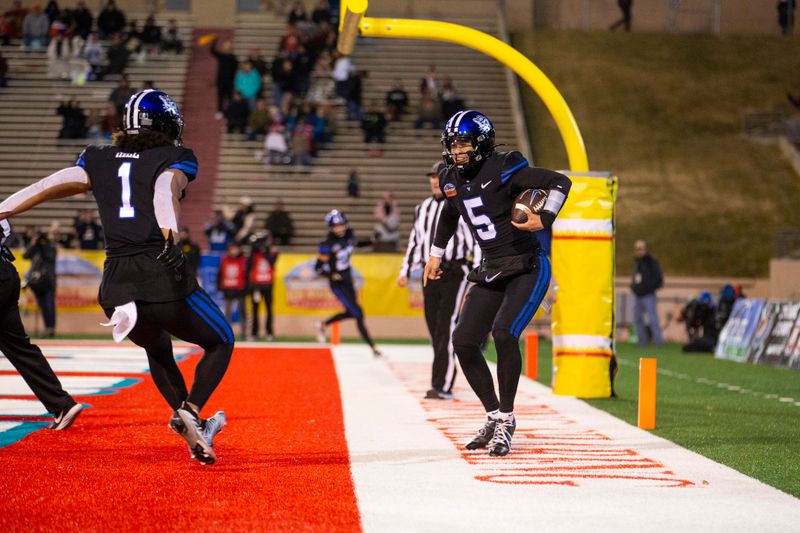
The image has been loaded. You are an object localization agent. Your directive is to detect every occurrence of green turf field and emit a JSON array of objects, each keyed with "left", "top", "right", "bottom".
[{"left": 486, "top": 339, "right": 800, "bottom": 498}]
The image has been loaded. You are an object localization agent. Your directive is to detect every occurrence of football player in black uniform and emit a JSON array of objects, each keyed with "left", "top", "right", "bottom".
[
  {"left": 423, "top": 110, "right": 571, "bottom": 457},
  {"left": 314, "top": 210, "right": 381, "bottom": 357},
  {"left": 0, "top": 90, "right": 232, "bottom": 465}
]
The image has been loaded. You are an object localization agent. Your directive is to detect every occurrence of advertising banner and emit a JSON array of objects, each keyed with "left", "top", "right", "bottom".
[{"left": 714, "top": 299, "right": 765, "bottom": 363}]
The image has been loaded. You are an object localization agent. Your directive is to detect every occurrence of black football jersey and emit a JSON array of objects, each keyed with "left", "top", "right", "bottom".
[
  {"left": 319, "top": 228, "right": 358, "bottom": 278},
  {"left": 76, "top": 144, "right": 198, "bottom": 253},
  {"left": 434, "top": 151, "right": 571, "bottom": 259}
]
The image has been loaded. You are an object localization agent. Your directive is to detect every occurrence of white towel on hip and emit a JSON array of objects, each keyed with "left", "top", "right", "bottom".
[{"left": 99, "top": 301, "right": 138, "bottom": 343}]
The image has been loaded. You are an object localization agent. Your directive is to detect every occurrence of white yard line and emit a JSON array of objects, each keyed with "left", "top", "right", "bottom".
[
  {"left": 333, "top": 345, "right": 800, "bottom": 533},
  {"left": 616, "top": 357, "right": 800, "bottom": 407}
]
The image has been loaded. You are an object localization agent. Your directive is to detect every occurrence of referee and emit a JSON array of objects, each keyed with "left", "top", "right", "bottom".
[
  {"left": 398, "top": 162, "right": 480, "bottom": 400},
  {"left": 0, "top": 220, "right": 82, "bottom": 430}
]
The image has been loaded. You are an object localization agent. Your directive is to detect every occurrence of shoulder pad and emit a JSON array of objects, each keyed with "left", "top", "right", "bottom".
[{"left": 499, "top": 151, "right": 529, "bottom": 183}]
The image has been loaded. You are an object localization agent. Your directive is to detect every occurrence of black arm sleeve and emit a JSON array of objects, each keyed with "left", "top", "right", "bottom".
[
  {"left": 432, "top": 199, "right": 461, "bottom": 251},
  {"left": 509, "top": 166, "right": 571, "bottom": 197}
]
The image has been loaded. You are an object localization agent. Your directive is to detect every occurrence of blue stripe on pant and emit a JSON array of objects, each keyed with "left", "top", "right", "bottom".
[
  {"left": 510, "top": 252, "right": 551, "bottom": 338},
  {"left": 186, "top": 291, "right": 234, "bottom": 344},
  {"left": 332, "top": 285, "right": 362, "bottom": 318}
]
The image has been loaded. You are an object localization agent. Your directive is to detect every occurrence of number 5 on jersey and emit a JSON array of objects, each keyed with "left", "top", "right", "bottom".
[
  {"left": 463, "top": 197, "right": 496, "bottom": 241},
  {"left": 117, "top": 161, "right": 135, "bottom": 219}
]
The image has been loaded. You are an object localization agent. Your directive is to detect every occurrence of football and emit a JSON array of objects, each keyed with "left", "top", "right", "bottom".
[{"left": 512, "top": 189, "right": 549, "bottom": 223}]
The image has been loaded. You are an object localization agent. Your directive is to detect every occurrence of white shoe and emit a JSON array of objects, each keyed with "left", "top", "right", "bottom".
[{"left": 314, "top": 321, "right": 326, "bottom": 343}]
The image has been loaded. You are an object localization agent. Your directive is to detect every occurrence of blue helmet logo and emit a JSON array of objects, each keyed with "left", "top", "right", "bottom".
[
  {"left": 325, "top": 209, "right": 347, "bottom": 226},
  {"left": 123, "top": 89, "right": 184, "bottom": 144}
]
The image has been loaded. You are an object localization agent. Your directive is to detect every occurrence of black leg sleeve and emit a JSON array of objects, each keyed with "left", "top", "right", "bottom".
[{"left": 493, "top": 329, "right": 522, "bottom": 413}]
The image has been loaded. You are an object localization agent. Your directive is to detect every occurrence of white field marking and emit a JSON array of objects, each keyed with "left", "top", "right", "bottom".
[
  {"left": 616, "top": 358, "right": 798, "bottom": 406},
  {"left": 0, "top": 399, "right": 49, "bottom": 416},
  {"left": 0, "top": 421, "right": 22, "bottom": 432},
  {"left": 334, "top": 344, "right": 800, "bottom": 533},
  {"left": 0, "top": 346, "right": 196, "bottom": 373},
  {"left": 0, "top": 375, "right": 137, "bottom": 396}
]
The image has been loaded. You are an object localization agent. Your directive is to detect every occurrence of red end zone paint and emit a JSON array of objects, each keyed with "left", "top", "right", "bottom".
[{"left": 0, "top": 347, "right": 361, "bottom": 532}]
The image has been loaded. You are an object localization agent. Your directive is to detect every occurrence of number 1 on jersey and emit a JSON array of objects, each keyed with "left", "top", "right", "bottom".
[{"left": 117, "top": 162, "right": 135, "bottom": 219}]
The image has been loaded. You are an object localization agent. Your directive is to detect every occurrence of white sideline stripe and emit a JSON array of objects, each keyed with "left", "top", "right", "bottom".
[
  {"left": 334, "top": 345, "right": 800, "bottom": 533},
  {"left": 553, "top": 334, "right": 613, "bottom": 350},
  {"left": 0, "top": 399, "right": 49, "bottom": 416},
  {"left": 0, "top": 421, "right": 22, "bottom": 432},
  {"left": 0, "top": 375, "right": 134, "bottom": 396},
  {"left": 552, "top": 218, "right": 613, "bottom": 234}
]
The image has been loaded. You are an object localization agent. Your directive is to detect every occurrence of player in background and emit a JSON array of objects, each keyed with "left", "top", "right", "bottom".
[
  {"left": 314, "top": 210, "right": 381, "bottom": 357},
  {"left": 0, "top": 220, "right": 83, "bottom": 430},
  {"left": 246, "top": 231, "right": 278, "bottom": 341},
  {"left": 423, "top": 110, "right": 571, "bottom": 457},
  {"left": 398, "top": 161, "right": 481, "bottom": 400},
  {"left": 0, "top": 90, "right": 232, "bottom": 465}
]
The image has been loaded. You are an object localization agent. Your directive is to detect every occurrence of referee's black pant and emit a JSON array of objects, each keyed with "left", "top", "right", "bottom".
[
  {"left": 423, "top": 262, "right": 470, "bottom": 393},
  {"left": 0, "top": 260, "right": 74, "bottom": 414}
]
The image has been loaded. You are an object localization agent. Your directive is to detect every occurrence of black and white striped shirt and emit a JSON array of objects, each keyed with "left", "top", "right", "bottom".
[{"left": 400, "top": 196, "right": 481, "bottom": 278}]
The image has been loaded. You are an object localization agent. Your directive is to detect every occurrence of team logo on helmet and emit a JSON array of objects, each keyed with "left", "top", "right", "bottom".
[{"left": 472, "top": 114, "right": 492, "bottom": 134}]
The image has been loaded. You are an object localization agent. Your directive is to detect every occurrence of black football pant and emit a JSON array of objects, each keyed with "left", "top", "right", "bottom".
[
  {"left": 325, "top": 281, "right": 375, "bottom": 348},
  {"left": 250, "top": 285, "right": 274, "bottom": 337},
  {"left": 106, "top": 288, "right": 235, "bottom": 412},
  {"left": 452, "top": 251, "right": 551, "bottom": 413},
  {"left": 423, "top": 264, "right": 469, "bottom": 393},
  {"left": 0, "top": 261, "right": 74, "bottom": 414}
]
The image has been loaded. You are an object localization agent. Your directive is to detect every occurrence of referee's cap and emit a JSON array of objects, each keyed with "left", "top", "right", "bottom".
[{"left": 427, "top": 161, "right": 446, "bottom": 177}]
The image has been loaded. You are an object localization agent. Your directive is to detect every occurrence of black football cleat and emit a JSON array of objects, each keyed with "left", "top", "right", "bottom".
[
  {"left": 424, "top": 389, "right": 454, "bottom": 400},
  {"left": 171, "top": 402, "right": 217, "bottom": 465},
  {"left": 488, "top": 415, "right": 516, "bottom": 457},
  {"left": 465, "top": 417, "right": 497, "bottom": 450}
]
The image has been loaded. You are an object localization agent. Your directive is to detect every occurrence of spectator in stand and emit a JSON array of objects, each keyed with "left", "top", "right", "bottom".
[
  {"left": 82, "top": 32, "right": 104, "bottom": 78},
  {"left": 104, "top": 32, "right": 129, "bottom": 77},
  {"left": 72, "top": 1, "right": 92, "bottom": 40},
  {"left": 100, "top": 102, "right": 121, "bottom": 137},
  {"left": 235, "top": 61, "right": 262, "bottom": 110},
  {"left": 56, "top": 99, "right": 87, "bottom": 139},
  {"left": 44, "top": 1, "right": 59, "bottom": 24},
  {"left": 319, "top": 100, "right": 337, "bottom": 143},
  {"left": 287, "top": 0, "right": 308, "bottom": 26},
  {"left": 271, "top": 56, "right": 295, "bottom": 109},
  {"left": 0, "top": 51, "right": 8, "bottom": 88},
  {"left": 264, "top": 124, "right": 288, "bottom": 165},
  {"left": 778, "top": 0, "right": 796, "bottom": 35},
  {"left": 246, "top": 48, "right": 268, "bottom": 78},
  {"left": 232, "top": 196, "right": 257, "bottom": 245},
  {"left": 420, "top": 65, "right": 440, "bottom": 97},
  {"left": 24, "top": 229, "right": 58, "bottom": 338},
  {"left": 345, "top": 69, "right": 364, "bottom": 121},
  {"left": 178, "top": 226, "right": 201, "bottom": 276},
  {"left": 312, "top": 0, "right": 331, "bottom": 24},
  {"left": 22, "top": 4, "right": 49, "bottom": 49},
  {"left": 123, "top": 20, "right": 142, "bottom": 55},
  {"left": 631, "top": 239, "right": 664, "bottom": 347},
  {"left": 247, "top": 98, "right": 272, "bottom": 140},
  {"left": 414, "top": 91, "right": 442, "bottom": 130},
  {"left": 97, "top": 0, "right": 125, "bottom": 39},
  {"left": 290, "top": 120, "right": 314, "bottom": 167},
  {"left": 361, "top": 100, "right": 387, "bottom": 157},
  {"left": 0, "top": 16, "right": 13, "bottom": 46},
  {"left": 210, "top": 37, "right": 238, "bottom": 118},
  {"left": 161, "top": 18, "right": 183, "bottom": 54},
  {"left": 331, "top": 50, "right": 352, "bottom": 101},
  {"left": 139, "top": 15, "right": 162, "bottom": 56},
  {"left": 247, "top": 231, "right": 278, "bottom": 341},
  {"left": 4, "top": 1, "right": 28, "bottom": 40},
  {"left": 217, "top": 242, "right": 248, "bottom": 340},
  {"left": 46, "top": 32, "right": 72, "bottom": 79},
  {"left": 292, "top": 45, "right": 312, "bottom": 96},
  {"left": 278, "top": 24, "right": 300, "bottom": 54},
  {"left": 204, "top": 209, "right": 237, "bottom": 254},
  {"left": 373, "top": 191, "right": 401, "bottom": 251},
  {"left": 108, "top": 75, "right": 135, "bottom": 115},
  {"left": 224, "top": 91, "right": 250, "bottom": 134},
  {"left": 73, "top": 209, "right": 103, "bottom": 250},
  {"left": 440, "top": 80, "right": 465, "bottom": 122},
  {"left": 386, "top": 80, "right": 409, "bottom": 121},
  {"left": 346, "top": 169, "right": 360, "bottom": 198},
  {"left": 266, "top": 200, "right": 294, "bottom": 245}
]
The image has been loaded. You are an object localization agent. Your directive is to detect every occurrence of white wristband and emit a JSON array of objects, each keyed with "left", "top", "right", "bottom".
[{"left": 430, "top": 246, "right": 446, "bottom": 258}]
